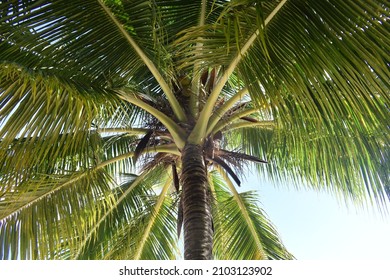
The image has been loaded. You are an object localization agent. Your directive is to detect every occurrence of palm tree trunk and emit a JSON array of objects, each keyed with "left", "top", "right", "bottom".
[{"left": 181, "top": 143, "right": 213, "bottom": 260}]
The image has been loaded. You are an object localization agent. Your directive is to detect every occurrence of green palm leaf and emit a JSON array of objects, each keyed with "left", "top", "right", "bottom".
[
  {"left": 226, "top": 122, "right": 389, "bottom": 207},
  {"left": 0, "top": 169, "right": 116, "bottom": 259},
  {"left": 0, "top": 0, "right": 144, "bottom": 84},
  {"left": 211, "top": 170, "right": 294, "bottom": 260},
  {"left": 75, "top": 166, "right": 179, "bottom": 260}
]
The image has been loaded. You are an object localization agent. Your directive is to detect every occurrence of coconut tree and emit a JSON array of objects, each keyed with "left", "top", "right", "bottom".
[{"left": 0, "top": 0, "right": 389, "bottom": 260}]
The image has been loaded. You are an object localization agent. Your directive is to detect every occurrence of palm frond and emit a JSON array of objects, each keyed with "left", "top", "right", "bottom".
[
  {"left": 117, "top": 89, "right": 186, "bottom": 148},
  {"left": 180, "top": 0, "right": 287, "bottom": 142},
  {"left": 0, "top": 0, "right": 147, "bottom": 86},
  {"left": 132, "top": 178, "right": 179, "bottom": 260},
  {"left": 226, "top": 120, "right": 389, "bottom": 208},
  {"left": 99, "top": 0, "right": 186, "bottom": 121},
  {"left": 209, "top": 156, "right": 241, "bottom": 187},
  {"left": 0, "top": 0, "right": 189, "bottom": 121},
  {"left": 133, "top": 130, "right": 153, "bottom": 164},
  {"left": 75, "top": 166, "right": 179, "bottom": 260},
  {"left": 0, "top": 62, "right": 153, "bottom": 183},
  {"left": 101, "top": 133, "right": 137, "bottom": 175},
  {"left": 210, "top": 170, "right": 294, "bottom": 260},
  {"left": 73, "top": 169, "right": 155, "bottom": 259},
  {"left": 0, "top": 169, "right": 116, "bottom": 260},
  {"left": 267, "top": 123, "right": 389, "bottom": 206},
  {"left": 240, "top": 0, "right": 389, "bottom": 128}
]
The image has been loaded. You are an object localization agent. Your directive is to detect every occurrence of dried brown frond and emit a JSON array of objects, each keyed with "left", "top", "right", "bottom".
[{"left": 140, "top": 152, "right": 179, "bottom": 174}]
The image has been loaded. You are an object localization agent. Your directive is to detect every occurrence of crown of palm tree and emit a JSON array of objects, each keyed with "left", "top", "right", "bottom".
[{"left": 0, "top": 0, "right": 388, "bottom": 260}]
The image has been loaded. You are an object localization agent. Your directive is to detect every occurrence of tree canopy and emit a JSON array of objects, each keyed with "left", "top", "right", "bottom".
[{"left": 0, "top": 0, "right": 389, "bottom": 259}]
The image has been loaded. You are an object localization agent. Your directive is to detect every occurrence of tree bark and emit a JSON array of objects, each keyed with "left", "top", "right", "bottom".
[{"left": 181, "top": 143, "right": 213, "bottom": 260}]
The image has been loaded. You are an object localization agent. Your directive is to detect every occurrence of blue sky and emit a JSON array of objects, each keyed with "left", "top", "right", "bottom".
[{"left": 242, "top": 173, "right": 390, "bottom": 260}]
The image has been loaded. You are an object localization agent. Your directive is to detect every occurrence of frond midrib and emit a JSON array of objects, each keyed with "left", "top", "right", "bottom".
[
  {"left": 133, "top": 177, "right": 172, "bottom": 260},
  {"left": 188, "top": 0, "right": 288, "bottom": 143},
  {"left": 98, "top": 0, "right": 187, "bottom": 122},
  {"left": 217, "top": 166, "right": 268, "bottom": 259}
]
